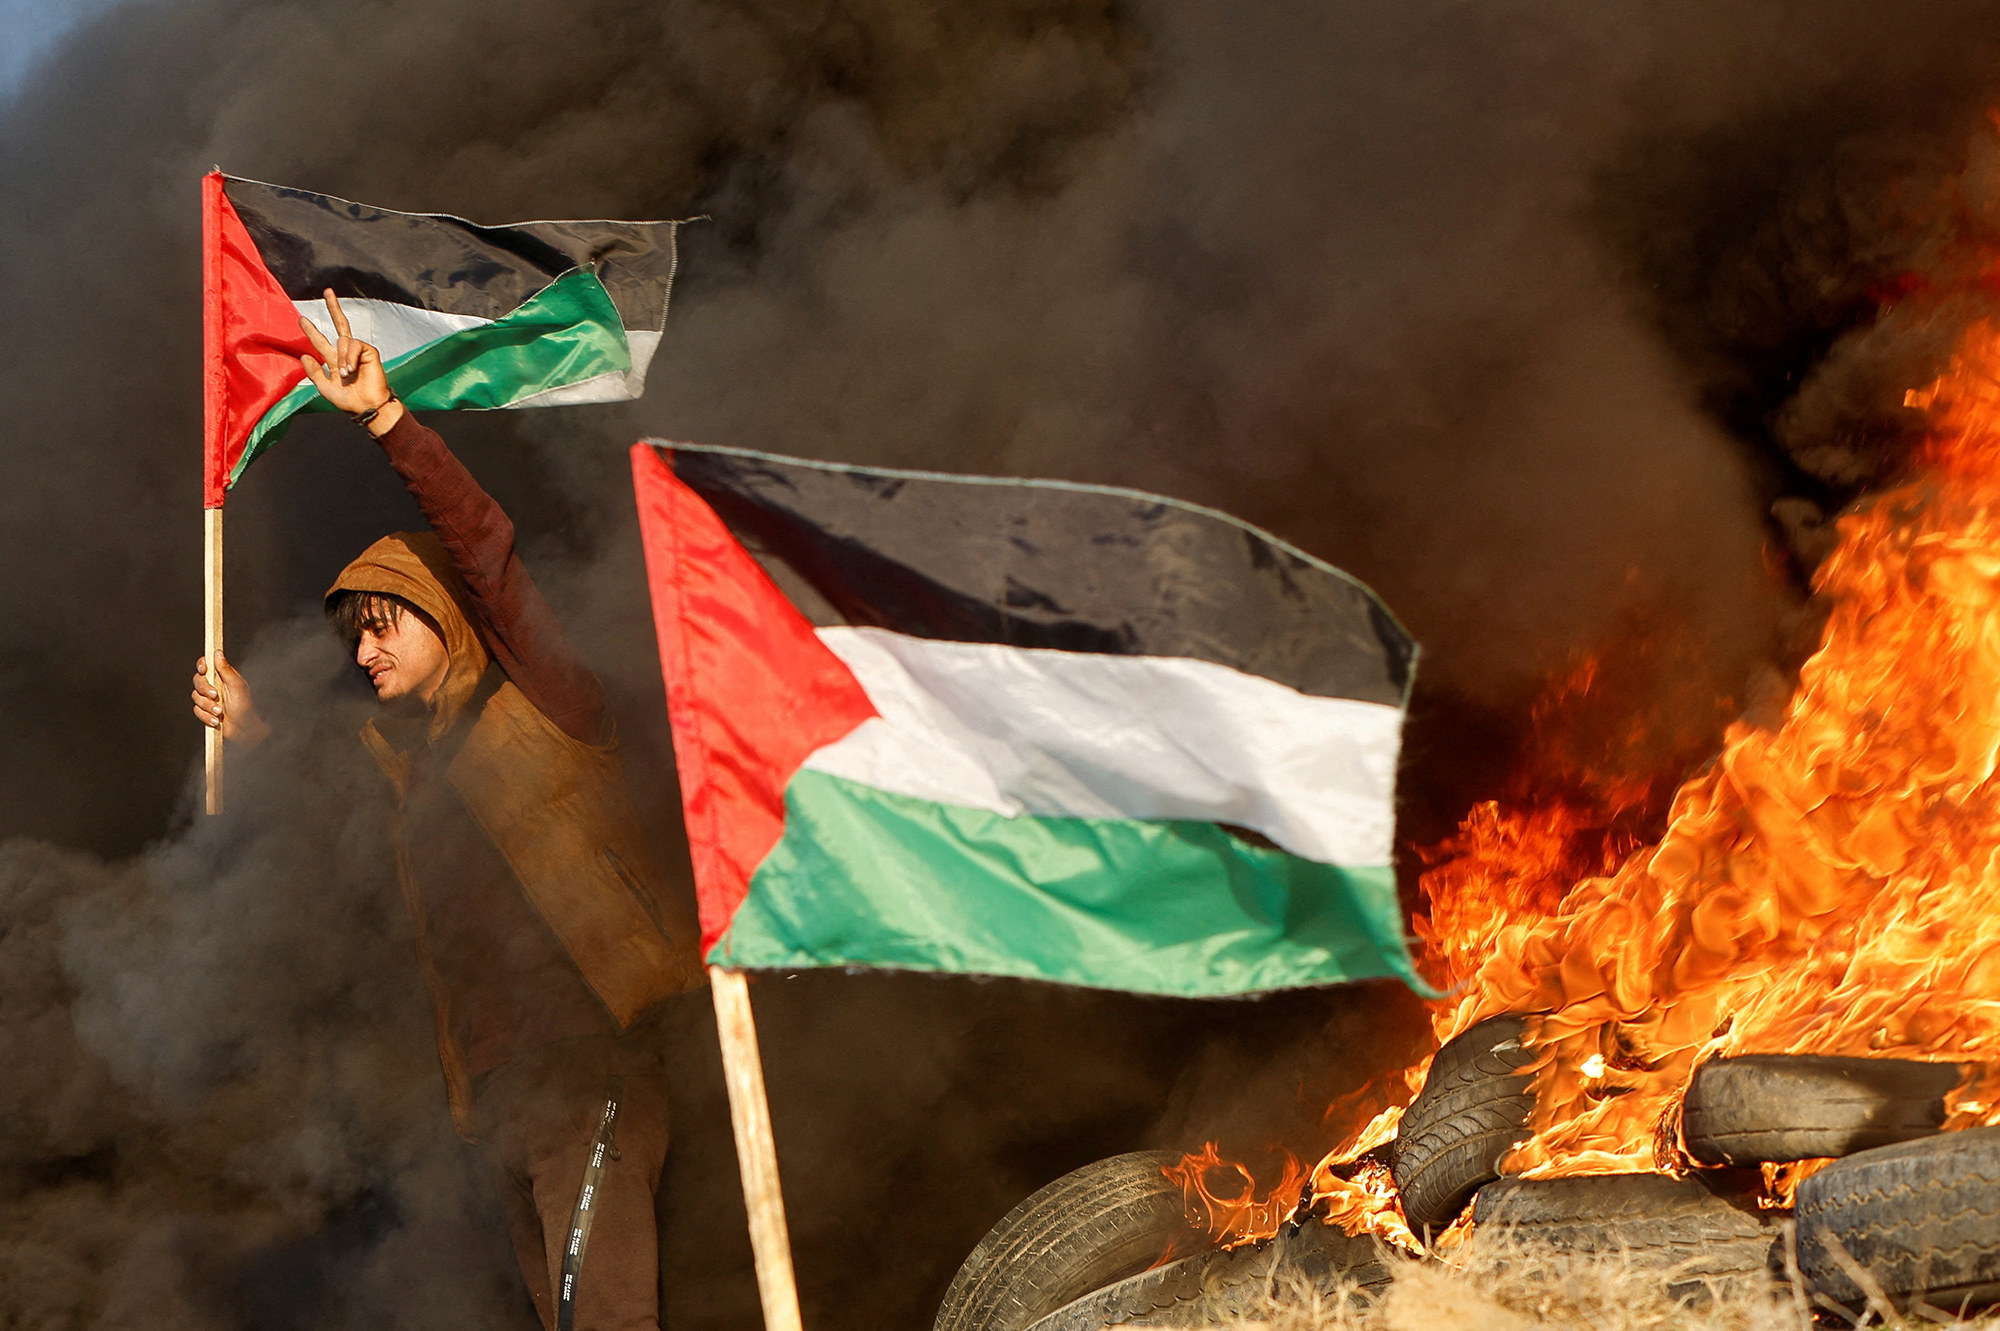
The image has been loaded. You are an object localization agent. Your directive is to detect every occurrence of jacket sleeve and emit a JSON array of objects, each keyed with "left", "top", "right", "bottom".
[{"left": 373, "top": 413, "right": 606, "bottom": 743}]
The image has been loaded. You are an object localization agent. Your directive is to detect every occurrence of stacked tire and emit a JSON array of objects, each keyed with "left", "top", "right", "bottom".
[
  {"left": 933, "top": 1152, "right": 1204, "bottom": 1331},
  {"left": 1688, "top": 1054, "right": 2000, "bottom": 1315},
  {"left": 934, "top": 1029, "right": 1996, "bottom": 1327},
  {"left": 1392, "top": 1016, "right": 1994, "bottom": 1315},
  {"left": 934, "top": 1152, "right": 1396, "bottom": 1331},
  {"left": 1389, "top": 1014, "right": 1537, "bottom": 1237}
]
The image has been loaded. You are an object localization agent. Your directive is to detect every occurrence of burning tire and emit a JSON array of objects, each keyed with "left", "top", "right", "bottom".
[
  {"left": 934, "top": 1151, "right": 1208, "bottom": 1331},
  {"left": 1022, "top": 1222, "right": 1393, "bottom": 1330},
  {"left": 1470, "top": 1172, "right": 1783, "bottom": 1302},
  {"left": 1796, "top": 1126, "right": 2000, "bottom": 1314},
  {"left": 1391, "top": 1014, "right": 1538, "bottom": 1236},
  {"left": 1681, "top": 1054, "right": 1961, "bottom": 1166}
]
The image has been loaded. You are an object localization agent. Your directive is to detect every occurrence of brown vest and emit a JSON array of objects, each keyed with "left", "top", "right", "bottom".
[
  {"left": 364, "top": 676, "right": 705, "bottom": 1021},
  {"left": 336, "top": 533, "right": 703, "bottom": 1133}
]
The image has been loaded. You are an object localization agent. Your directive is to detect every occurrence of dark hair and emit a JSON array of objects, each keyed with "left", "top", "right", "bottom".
[{"left": 325, "top": 589, "right": 412, "bottom": 645}]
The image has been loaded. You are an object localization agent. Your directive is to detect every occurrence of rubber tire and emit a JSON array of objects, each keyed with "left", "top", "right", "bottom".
[
  {"left": 1682, "top": 1054, "right": 1960, "bottom": 1166},
  {"left": 1023, "top": 1221, "right": 1394, "bottom": 1330},
  {"left": 1796, "top": 1126, "right": 2000, "bottom": 1314},
  {"left": 934, "top": 1151, "right": 1207, "bottom": 1331},
  {"left": 1471, "top": 1172, "right": 1783, "bottom": 1302},
  {"left": 1391, "top": 1014, "right": 1537, "bottom": 1236}
]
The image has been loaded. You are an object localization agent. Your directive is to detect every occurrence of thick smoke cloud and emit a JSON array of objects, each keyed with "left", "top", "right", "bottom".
[{"left": 7, "top": 0, "right": 2000, "bottom": 1326}]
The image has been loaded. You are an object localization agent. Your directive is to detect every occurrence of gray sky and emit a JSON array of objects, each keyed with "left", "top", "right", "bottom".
[{"left": 0, "top": 0, "right": 124, "bottom": 97}]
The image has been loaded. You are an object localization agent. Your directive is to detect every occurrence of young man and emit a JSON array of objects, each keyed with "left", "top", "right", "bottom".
[{"left": 192, "top": 292, "right": 703, "bottom": 1331}]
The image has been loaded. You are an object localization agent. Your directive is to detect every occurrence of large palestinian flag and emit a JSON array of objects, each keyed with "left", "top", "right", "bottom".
[
  {"left": 202, "top": 172, "right": 681, "bottom": 506},
  {"left": 631, "top": 442, "right": 1432, "bottom": 997}
]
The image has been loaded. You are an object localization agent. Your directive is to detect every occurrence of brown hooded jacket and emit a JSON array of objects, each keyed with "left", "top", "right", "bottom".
[{"left": 332, "top": 513, "right": 701, "bottom": 1135}]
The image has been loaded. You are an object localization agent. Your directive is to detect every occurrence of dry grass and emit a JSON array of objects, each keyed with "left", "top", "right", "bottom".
[{"left": 1189, "top": 1231, "right": 2000, "bottom": 1331}]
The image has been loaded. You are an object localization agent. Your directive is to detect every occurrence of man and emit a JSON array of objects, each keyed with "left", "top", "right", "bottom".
[{"left": 192, "top": 291, "right": 704, "bottom": 1331}]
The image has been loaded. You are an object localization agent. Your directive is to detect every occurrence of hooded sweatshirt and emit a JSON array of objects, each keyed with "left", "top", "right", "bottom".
[{"left": 330, "top": 414, "right": 702, "bottom": 1134}]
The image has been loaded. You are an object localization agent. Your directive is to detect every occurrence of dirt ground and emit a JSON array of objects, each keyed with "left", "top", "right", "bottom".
[{"left": 1202, "top": 1232, "right": 2000, "bottom": 1331}]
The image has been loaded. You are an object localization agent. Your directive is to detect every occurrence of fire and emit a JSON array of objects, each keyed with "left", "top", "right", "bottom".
[
  {"left": 1303, "top": 1102, "right": 1421, "bottom": 1252},
  {"left": 1173, "top": 254, "right": 2000, "bottom": 1246},
  {"left": 1166, "top": 1142, "right": 1310, "bottom": 1248},
  {"left": 1169, "top": 1100, "right": 1424, "bottom": 1254},
  {"left": 1423, "top": 320, "right": 2000, "bottom": 1176}
]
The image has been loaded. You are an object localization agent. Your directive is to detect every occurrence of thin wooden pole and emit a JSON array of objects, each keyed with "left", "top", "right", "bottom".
[
  {"left": 203, "top": 505, "right": 224, "bottom": 815},
  {"left": 709, "top": 967, "right": 804, "bottom": 1331}
]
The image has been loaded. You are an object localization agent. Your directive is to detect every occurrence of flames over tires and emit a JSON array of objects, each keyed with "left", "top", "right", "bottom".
[
  {"left": 947, "top": 277, "right": 2000, "bottom": 1324},
  {"left": 937, "top": 1034, "right": 1994, "bottom": 1324}
]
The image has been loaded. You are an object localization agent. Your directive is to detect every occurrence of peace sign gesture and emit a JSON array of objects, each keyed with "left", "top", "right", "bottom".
[{"left": 299, "top": 289, "right": 404, "bottom": 434}]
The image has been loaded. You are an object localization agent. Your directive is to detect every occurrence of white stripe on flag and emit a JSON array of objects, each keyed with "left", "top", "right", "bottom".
[
  {"left": 287, "top": 304, "right": 657, "bottom": 409},
  {"left": 801, "top": 626, "right": 1403, "bottom": 866},
  {"left": 291, "top": 299, "right": 488, "bottom": 365}
]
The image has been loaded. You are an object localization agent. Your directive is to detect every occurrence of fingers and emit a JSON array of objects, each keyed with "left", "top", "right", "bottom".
[
  {"left": 299, "top": 316, "right": 337, "bottom": 389},
  {"left": 299, "top": 350, "right": 333, "bottom": 394},
  {"left": 298, "top": 312, "right": 358, "bottom": 385},
  {"left": 191, "top": 674, "right": 223, "bottom": 726},
  {"left": 324, "top": 288, "right": 352, "bottom": 339},
  {"left": 299, "top": 297, "right": 385, "bottom": 397},
  {"left": 323, "top": 289, "right": 361, "bottom": 379},
  {"left": 299, "top": 313, "right": 335, "bottom": 360},
  {"left": 192, "top": 655, "right": 230, "bottom": 729}
]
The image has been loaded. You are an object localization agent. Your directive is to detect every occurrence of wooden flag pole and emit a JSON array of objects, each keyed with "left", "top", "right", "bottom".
[
  {"left": 203, "top": 506, "right": 224, "bottom": 815},
  {"left": 709, "top": 967, "right": 804, "bottom": 1331},
  {"left": 200, "top": 171, "right": 226, "bottom": 818}
]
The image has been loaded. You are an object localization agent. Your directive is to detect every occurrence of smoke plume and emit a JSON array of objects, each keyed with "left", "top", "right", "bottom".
[{"left": 7, "top": 0, "right": 2000, "bottom": 1325}]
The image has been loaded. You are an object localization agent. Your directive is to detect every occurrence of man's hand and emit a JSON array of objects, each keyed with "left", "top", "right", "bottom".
[
  {"left": 191, "top": 653, "right": 270, "bottom": 749},
  {"left": 299, "top": 289, "right": 406, "bottom": 436}
]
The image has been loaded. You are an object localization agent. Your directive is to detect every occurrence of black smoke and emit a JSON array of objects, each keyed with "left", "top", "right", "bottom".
[{"left": 5, "top": 1, "right": 2000, "bottom": 1326}]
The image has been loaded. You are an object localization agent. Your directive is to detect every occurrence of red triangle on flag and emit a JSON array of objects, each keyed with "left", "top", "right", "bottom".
[
  {"left": 203, "top": 172, "right": 315, "bottom": 507},
  {"left": 630, "top": 443, "right": 879, "bottom": 952}
]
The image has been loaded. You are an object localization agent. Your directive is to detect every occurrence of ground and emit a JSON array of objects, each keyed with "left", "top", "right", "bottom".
[{"left": 1200, "top": 1234, "right": 2000, "bottom": 1331}]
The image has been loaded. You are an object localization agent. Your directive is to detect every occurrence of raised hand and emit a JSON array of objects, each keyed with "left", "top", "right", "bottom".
[
  {"left": 299, "top": 289, "right": 405, "bottom": 434},
  {"left": 191, "top": 653, "right": 270, "bottom": 749}
]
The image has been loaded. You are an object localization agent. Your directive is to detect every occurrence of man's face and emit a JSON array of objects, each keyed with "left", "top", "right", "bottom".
[{"left": 355, "top": 608, "right": 450, "bottom": 705}]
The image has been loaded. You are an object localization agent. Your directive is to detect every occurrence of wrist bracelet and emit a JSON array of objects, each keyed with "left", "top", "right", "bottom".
[{"left": 351, "top": 393, "right": 398, "bottom": 428}]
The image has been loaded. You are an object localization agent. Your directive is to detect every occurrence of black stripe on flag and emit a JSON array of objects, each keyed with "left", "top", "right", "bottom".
[
  {"left": 222, "top": 176, "right": 682, "bottom": 328},
  {"left": 662, "top": 443, "right": 1414, "bottom": 706}
]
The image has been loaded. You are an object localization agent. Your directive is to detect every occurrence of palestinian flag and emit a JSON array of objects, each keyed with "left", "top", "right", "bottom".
[
  {"left": 202, "top": 172, "right": 681, "bottom": 506},
  {"left": 631, "top": 442, "right": 1433, "bottom": 998}
]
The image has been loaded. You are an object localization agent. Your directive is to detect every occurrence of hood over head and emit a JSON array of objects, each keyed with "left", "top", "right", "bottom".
[{"left": 326, "top": 531, "right": 491, "bottom": 740}]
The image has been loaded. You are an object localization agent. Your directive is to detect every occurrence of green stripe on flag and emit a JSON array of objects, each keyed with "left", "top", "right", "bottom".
[
  {"left": 710, "top": 769, "right": 1432, "bottom": 997},
  {"left": 231, "top": 269, "right": 631, "bottom": 485}
]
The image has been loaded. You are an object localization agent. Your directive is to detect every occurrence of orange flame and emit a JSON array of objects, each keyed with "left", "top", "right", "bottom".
[
  {"left": 1175, "top": 165, "right": 2000, "bottom": 1237},
  {"left": 1419, "top": 320, "right": 2000, "bottom": 1178},
  {"left": 1166, "top": 1142, "right": 1309, "bottom": 1247},
  {"left": 1171, "top": 1080, "right": 1427, "bottom": 1252}
]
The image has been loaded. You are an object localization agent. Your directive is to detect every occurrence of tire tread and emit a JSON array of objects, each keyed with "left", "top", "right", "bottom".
[
  {"left": 1392, "top": 1016, "right": 1537, "bottom": 1234},
  {"left": 934, "top": 1151, "right": 1201, "bottom": 1331},
  {"left": 1797, "top": 1126, "right": 2000, "bottom": 1312}
]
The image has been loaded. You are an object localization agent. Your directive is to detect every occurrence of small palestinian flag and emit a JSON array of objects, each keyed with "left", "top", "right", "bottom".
[
  {"left": 202, "top": 172, "right": 681, "bottom": 506},
  {"left": 631, "top": 443, "right": 1432, "bottom": 997}
]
